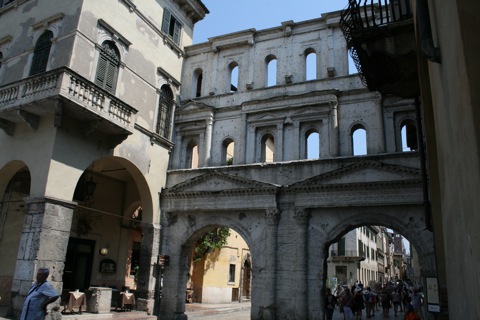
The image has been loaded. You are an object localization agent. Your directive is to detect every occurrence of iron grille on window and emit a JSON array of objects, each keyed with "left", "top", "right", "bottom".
[
  {"left": 29, "top": 30, "right": 53, "bottom": 76},
  {"left": 95, "top": 41, "right": 120, "bottom": 94},
  {"left": 156, "top": 85, "right": 174, "bottom": 139}
]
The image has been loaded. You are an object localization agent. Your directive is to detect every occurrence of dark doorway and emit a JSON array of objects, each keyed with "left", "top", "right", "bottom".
[{"left": 63, "top": 237, "right": 95, "bottom": 291}]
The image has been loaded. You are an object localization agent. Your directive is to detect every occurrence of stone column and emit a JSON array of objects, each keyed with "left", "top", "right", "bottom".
[
  {"left": 10, "top": 196, "right": 75, "bottom": 319},
  {"left": 329, "top": 101, "right": 339, "bottom": 157},
  {"left": 135, "top": 223, "right": 161, "bottom": 315},
  {"left": 262, "top": 208, "right": 280, "bottom": 320},
  {"left": 203, "top": 116, "right": 214, "bottom": 167},
  {"left": 275, "top": 123, "right": 284, "bottom": 162},
  {"left": 294, "top": 208, "right": 310, "bottom": 319}
]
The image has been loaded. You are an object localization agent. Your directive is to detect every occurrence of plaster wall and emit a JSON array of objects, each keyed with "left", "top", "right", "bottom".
[{"left": 421, "top": 0, "right": 480, "bottom": 319}]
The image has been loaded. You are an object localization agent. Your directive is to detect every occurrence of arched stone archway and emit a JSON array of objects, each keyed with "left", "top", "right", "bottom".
[{"left": 160, "top": 155, "right": 436, "bottom": 320}]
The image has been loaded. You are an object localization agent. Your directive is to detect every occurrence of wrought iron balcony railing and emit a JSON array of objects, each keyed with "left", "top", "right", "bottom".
[
  {"left": 0, "top": 67, "right": 137, "bottom": 136},
  {"left": 340, "top": 0, "right": 417, "bottom": 97}
]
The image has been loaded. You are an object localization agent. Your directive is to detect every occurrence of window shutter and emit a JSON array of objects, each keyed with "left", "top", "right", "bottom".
[
  {"left": 95, "top": 42, "right": 119, "bottom": 93},
  {"left": 95, "top": 54, "right": 107, "bottom": 87},
  {"left": 30, "top": 31, "right": 53, "bottom": 76},
  {"left": 162, "top": 9, "right": 171, "bottom": 34},
  {"left": 173, "top": 21, "right": 181, "bottom": 44}
]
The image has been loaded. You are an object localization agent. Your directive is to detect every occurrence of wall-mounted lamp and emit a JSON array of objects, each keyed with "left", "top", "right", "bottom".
[{"left": 100, "top": 248, "right": 108, "bottom": 255}]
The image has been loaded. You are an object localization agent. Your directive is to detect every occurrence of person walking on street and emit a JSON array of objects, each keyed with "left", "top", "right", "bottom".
[
  {"left": 391, "top": 288, "right": 401, "bottom": 317},
  {"left": 325, "top": 288, "right": 337, "bottom": 320},
  {"left": 340, "top": 289, "right": 355, "bottom": 320}
]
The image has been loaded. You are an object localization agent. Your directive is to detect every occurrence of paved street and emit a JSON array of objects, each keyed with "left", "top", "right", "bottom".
[{"left": 185, "top": 302, "right": 422, "bottom": 319}]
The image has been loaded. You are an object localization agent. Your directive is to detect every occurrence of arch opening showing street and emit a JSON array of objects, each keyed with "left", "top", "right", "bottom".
[{"left": 1, "top": 0, "right": 479, "bottom": 320}]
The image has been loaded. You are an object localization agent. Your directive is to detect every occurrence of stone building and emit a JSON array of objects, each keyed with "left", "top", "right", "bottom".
[
  {"left": 190, "top": 229, "right": 251, "bottom": 304},
  {"left": 327, "top": 226, "right": 380, "bottom": 287},
  {"left": 159, "top": 9, "right": 435, "bottom": 320},
  {"left": 0, "top": 0, "right": 207, "bottom": 317},
  {"left": 340, "top": 0, "right": 480, "bottom": 318}
]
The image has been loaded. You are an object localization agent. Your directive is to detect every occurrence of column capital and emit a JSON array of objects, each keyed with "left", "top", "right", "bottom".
[
  {"left": 294, "top": 208, "right": 310, "bottom": 225},
  {"left": 265, "top": 208, "right": 280, "bottom": 226}
]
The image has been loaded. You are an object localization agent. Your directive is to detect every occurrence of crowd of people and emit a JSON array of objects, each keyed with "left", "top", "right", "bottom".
[{"left": 325, "top": 280, "right": 424, "bottom": 320}]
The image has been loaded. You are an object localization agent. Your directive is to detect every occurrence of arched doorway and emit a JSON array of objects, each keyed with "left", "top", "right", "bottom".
[
  {"left": 0, "top": 162, "right": 31, "bottom": 310},
  {"left": 62, "top": 156, "right": 155, "bottom": 308}
]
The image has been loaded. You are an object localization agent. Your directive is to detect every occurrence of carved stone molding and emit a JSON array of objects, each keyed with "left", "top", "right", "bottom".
[
  {"left": 294, "top": 208, "right": 310, "bottom": 225},
  {"left": 265, "top": 208, "right": 280, "bottom": 226}
]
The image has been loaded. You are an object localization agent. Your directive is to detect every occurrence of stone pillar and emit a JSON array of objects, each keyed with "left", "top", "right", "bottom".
[
  {"left": 329, "top": 101, "right": 339, "bottom": 157},
  {"left": 135, "top": 223, "right": 161, "bottom": 316},
  {"left": 275, "top": 123, "right": 284, "bottom": 162},
  {"left": 203, "top": 116, "right": 214, "bottom": 167},
  {"left": 10, "top": 196, "right": 75, "bottom": 319},
  {"left": 238, "top": 113, "right": 248, "bottom": 164},
  {"left": 294, "top": 208, "right": 309, "bottom": 319},
  {"left": 262, "top": 208, "right": 280, "bottom": 320},
  {"left": 87, "top": 287, "right": 112, "bottom": 313}
]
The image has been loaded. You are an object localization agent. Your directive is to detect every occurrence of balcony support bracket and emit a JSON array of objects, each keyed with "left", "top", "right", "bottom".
[
  {"left": 17, "top": 110, "right": 39, "bottom": 131},
  {"left": 0, "top": 118, "right": 15, "bottom": 136}
]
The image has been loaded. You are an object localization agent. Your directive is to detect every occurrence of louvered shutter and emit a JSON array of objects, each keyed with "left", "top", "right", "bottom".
[
  {"left": 30, "top": 31, "right": 53, "bottom": 76},
  {"left": 173, "top": 21, "right": 181, "bottom": 45},
  {"left": 95, "top": 42, "right": 119, "bottom": 93},
  {"left": 162, "top": 9, "right": 171, "bottom": 34},
  {"left": 95, "top": 53, "right": 108, "bottom": 87}
]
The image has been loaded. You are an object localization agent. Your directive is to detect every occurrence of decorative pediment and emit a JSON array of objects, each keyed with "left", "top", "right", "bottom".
[
  {"left": 291, "top": 160, "right": 421, "bottom": 190},
  {"left": 165, "top": 170, "right": 279, "bottom": 194},
  {"left": 177, "top": 100, "right": 215, "bottom": 114},
  {"left": 248, "top": 113, "right": 284, "bottom": 124}
]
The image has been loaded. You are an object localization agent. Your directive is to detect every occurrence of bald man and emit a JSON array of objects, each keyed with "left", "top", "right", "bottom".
[{"left": 20, "top": 268, "right": 59, "bottom": 320}]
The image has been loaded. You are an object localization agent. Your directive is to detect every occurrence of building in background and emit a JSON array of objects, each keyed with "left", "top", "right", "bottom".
[{"left": 0, "top": 0, "right": 207, "bottom": 317}]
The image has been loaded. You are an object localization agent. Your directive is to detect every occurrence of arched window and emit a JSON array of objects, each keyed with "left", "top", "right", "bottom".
[
  {"left": 261, "top": 134, "right": 275, "bottom": 163},
  {"left": 229, "top": 62, "right": 239, "bottom": 93},
  {"left": 305, "top": 49, "right": 316, "bottom": 81},
  {"left": 193, "top": 68, "right": 203, "bottom": 98},
  {"left": 29, "top": 30, "right": 53, "bottom": 76},
  {"left": 156, "top": 85, "right": 174, "bottom": 139},
  {"left": 186, "top": 140, "right": 199, "bottom": 169},
  {"left": 95, "top": 41, "right": 120, "bottom": 93},
  {"left": 306, "top": 129, "right": 320, "bottom": 159},
  {"left": 352, "top": 125, "right": 367, "bottom": 155},
  {"left": 222, "top": 138, "right": 235, "bottom": 165},
  {"left": 265, "top": 55, "right": 277, "bottom": 87},
  {"left": 401, "top": 120, "right": 418, "bottom": 151}
]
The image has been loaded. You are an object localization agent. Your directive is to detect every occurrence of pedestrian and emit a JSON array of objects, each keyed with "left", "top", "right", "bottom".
[
  {"left": 404, "top": 296, "right": 421, "bottom": 320},
  {"left": 363, "top": 287, "right": 374, "bottom": 318},
  {"left": 20, "top": 267, "right": 59, "bottom": 320},
  {"left": 391, "top": 288, "right": 401, "bottom": 317},
  {"left": 325, "top": 288, "right": 337, "bottom": 320},
  {"left": 381, "top": 288, "right": 391, "bottom": 317},
  {"left": 409, "top": 288, "right": 423, "bottom": 319},
  {"left": 340, "top": 288, "right": 355, "bottom": 320},
  {"left": 353, "top": 288, "right": 364, "bottom": 320}
]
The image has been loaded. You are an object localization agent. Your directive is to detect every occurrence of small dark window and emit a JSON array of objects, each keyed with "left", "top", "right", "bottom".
[
  {"left": 228, "top": 264, "right": 236, "bottom": 283},
  {"left": 161, "top": 8, "right": 182, "bottom": 45},
  {"left": 156, "top": 85, "right": 174, "bottom": 138},
  {"left": 29, "top": 30, "right": 53, "bottom": 76},
  {"left": 0, "top": 51, "right": 3, "bottom": 70},
  {"left": 95, "top": 41, "right": 120, "bottom": 93}
]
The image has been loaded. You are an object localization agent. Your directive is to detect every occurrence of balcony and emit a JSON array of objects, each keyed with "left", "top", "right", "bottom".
[
  {"left": 330, "top": 250, "right": 366, "bottom": 263},
  {"left": 0, "top": 67, "right": 137, "bottom": 145},
  {"left": 340, "top": 0, "right": 419, "bottom": 98}
]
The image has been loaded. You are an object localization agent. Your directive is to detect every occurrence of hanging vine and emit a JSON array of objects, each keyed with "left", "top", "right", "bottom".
[{"left": 193, "top": 227, "right": 230, "bottom": 262}]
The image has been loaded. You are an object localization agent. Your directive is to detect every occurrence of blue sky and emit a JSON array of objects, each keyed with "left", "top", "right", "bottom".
[{"left": 193, "top": 0, "right": 349, "bottom": 44}]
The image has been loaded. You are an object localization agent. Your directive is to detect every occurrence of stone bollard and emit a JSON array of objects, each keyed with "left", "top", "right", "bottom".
[{"left": 87, "top": 287, "right": 112, "bottom": 314}]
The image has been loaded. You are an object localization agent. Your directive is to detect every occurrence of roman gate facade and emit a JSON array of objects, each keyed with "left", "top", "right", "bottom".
[{"left": 159, "top": 11, "right": 436, "bottom": 320}]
